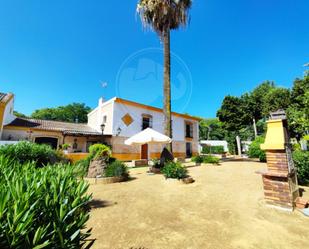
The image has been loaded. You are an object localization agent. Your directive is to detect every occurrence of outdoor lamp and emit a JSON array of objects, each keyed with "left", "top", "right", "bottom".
[
  {"left": 100, "top": 123, "right": 106, "bottom": 135},
  {"left": 116, "top": 127, "right": 122, "bottom": 136}
]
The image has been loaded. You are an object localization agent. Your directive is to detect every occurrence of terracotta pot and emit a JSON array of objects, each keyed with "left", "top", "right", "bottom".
[{"left": 151, "top": 167, "right": 161, "bottom": 174}]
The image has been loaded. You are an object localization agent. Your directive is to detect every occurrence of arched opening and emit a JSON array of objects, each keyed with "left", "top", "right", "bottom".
[{"left": 34, "top": 137, "right": 58, "bottom": 149}]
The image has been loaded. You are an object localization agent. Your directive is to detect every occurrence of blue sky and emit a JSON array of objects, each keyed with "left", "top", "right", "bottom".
[{"left": 0, "top": 0, "right": 308, "bottom": 118}]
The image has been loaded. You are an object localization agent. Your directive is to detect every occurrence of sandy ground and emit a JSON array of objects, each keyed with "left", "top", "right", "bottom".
[{"left": 87, "top": 161, "right": 309, "bottom": 249}]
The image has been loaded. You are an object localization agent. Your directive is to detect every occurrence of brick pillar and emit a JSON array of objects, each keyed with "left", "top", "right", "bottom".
[{"left": 259, "top": 111, "right": 299, "bottom": 211}]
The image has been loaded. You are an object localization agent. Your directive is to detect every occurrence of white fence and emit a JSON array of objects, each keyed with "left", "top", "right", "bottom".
[{"left": 0, "top": 141, "right": 19, "bottom": 146}]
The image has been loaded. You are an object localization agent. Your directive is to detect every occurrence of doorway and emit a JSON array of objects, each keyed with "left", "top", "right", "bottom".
[
  {"left": 35, "top": 137, "right": 58, "bottom": 149},
  {"left": 186, "top": 142, "right": 192, "bottom": 158},
  {"left": 141, "top": 144, "right": 148, "bottom": 160}
]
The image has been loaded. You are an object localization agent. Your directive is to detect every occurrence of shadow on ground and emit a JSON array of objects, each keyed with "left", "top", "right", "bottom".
[{"left": 88, "top": 199, "right": 116, "bottom": 209}]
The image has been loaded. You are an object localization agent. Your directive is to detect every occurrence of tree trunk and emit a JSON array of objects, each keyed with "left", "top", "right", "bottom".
[
  {"left": 253, "top": 118, "right": 257, "bottom": 138},
  {"left": 163, "top": 29, "right": 172, "bottom": 153},
  {"left": 236, "top": 135, "right": 242, "bottom": 156}
]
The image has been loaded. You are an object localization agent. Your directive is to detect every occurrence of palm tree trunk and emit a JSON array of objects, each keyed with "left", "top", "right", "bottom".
[{"left": 163, "top": 28, "right": 172, "bottom": 153}]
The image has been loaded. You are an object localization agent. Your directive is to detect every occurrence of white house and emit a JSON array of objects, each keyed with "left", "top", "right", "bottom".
[
  {"left": 1, "top": 93, "right": 200, "bottom": 161},
  {"left": 87, "top": 97, "right": 200, "bottom": 160}
]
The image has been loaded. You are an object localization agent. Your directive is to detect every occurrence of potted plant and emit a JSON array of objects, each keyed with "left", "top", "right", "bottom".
[
  {"left": 191, "top": 155, "right": 204, "bottom": 166},
  {"left": 61, "top": 143, "right": 71, "bottom": 154},
  {"left": 149, "top": 159, "right": 162, "bottom": 173}
]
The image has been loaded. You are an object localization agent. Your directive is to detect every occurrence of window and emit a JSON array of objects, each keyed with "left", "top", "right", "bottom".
[
  {"left": 102, "top": 115, "right": 107, "bottom": 124},
  {"left": 142, "top": 115, "right": 153, "bottom": 130},
  {"left": 185, "top": 122, "right": 193, "bottom": 138}
]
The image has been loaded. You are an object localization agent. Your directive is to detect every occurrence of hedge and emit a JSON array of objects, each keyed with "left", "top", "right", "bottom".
[
  {"left": 248, "top": 136, "right": 266, "bottom": 162},
  {"left": 0, "top": 141, "right": 66, "bottom": 167},
  {"left": 293, "top": 150, "right": 309, "bottom": 185},
  {"left": 202, "top": 145, "right": 224, "bottom": 154}
]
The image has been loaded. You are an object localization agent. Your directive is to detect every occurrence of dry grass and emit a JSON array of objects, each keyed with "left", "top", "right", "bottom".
[{"left": 87, "top": 161, "right": 309, "bottom": 249}]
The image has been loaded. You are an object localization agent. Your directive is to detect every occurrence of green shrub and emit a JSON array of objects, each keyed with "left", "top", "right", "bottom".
[
  {"left": 0, "top": 156, "right": 92, "bottom": 248},
  {"left": 108, "top": 156, "right": 117, "bottom": 164},
  {"left": 88, "top": 144, "right": 111, "bottom": 160},
  {"left": 74, "top": 144, "right": 112, "bottom": 176},
  {"left": 292, "top": 142, "right": 301, "bottom": 151},
  {"left": 192, "top": 155, "right": 220, "bottom": 164},
  {"left": 258, "top": 152, "right": 266, "bottom": 162},
  {"left": 202, "top": 155, "right": 220, "bottom": 164},
  {"left": 191, "top": 155, "right": 204, "bottom": 164},
  {"left": 61, "top": 143, "right": 71, "bottom": 150},
  {"left": 105, "top": 160, "right": 129, "bottom": 178},
  {"left": 162, "top": 161, "right": 188, "bottom": 179},
  {"left": 293, "top": 150, "right": 309, "bottom": 185},
  {"left": 0, "top": 141, "right": 66, "bottom": 167},
  {"left": 248, "top": 136, "right": 266, "bottom": 162},
  {"left": 202, "top": 145, "right": 224, "bottom": 154}
]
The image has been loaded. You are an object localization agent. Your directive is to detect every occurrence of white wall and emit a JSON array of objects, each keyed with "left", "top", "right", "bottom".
[
  {"left": 112, "top": 101, "right": 199, "bottom": 142},
  {"left": 87, "top": 97, "right": 114, "bottom": 135},
  {"left": 0, "top": 96, "right": 16, "bottom": 139},
  {"left": 3, "top": 98, "right": 16, "bottom": 126},
  {"left": 2, "top": 129, "right": 63, "bottom": 146},
  {"left": 0, "top": 141, "right": 19, "bottom": 146}
]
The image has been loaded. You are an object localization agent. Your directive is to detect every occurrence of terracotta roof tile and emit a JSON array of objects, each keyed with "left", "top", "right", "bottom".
[{"left": 5, "top": 118, "right": 101, "bottom": 136}]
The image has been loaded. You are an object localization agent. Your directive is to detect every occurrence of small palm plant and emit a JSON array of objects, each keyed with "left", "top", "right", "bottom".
[{"left": 137, "top": 0, "right": 192, "bottom": 153}]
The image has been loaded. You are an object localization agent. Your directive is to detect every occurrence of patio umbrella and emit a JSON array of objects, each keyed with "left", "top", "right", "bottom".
[{"left": 124, "top": 128, "right": 172, "bottom": 146}]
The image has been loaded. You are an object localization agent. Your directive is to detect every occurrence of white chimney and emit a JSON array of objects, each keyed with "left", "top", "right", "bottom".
[{"left": 98, "top": 97, "right": 105, "bottom": 107}]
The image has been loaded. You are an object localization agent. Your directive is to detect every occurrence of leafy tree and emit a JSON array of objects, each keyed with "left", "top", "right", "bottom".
[
  {"left": 217, "top": 96, "right": 253, "bottom": 154},
  {"left": 256, "top": 119, "right": 267, "bottom": 135},
  {"left": 287, "top": 73, "right": 309, "bottom": 138},
  {"left": 217, "top": 96, "right": 251, "bottom": 132},
  {"left": 238, "top": 126, "right": 255, "bottom": 141},
  {"left": 13, "top": 111, "right": 28, "bottom": 118},
  {"left": 137, "top": 0, "right": 192, "bottom": 152},
  {"left": 290, "top": 74, "right": 309, "bottom": 107},
  {"left": 199, "top": 118, "right": 225, "bottom": 140},
  {"left": 262, "top": 87, "right": 291, "bottom": 117},
  {"left": 250, "top": 81, "right": 275, "bottom": 120},
  {"left": 31, "top": 103, "right": 91, "bottom": 123}
]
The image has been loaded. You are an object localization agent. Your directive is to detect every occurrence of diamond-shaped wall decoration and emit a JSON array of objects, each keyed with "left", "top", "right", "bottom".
[{"left": 122, "top": 113, "right": 134, "bottom": 126}]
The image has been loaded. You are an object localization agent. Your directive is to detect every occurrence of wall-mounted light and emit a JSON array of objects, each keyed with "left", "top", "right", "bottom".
[
  {"left": 100, "top": 123, "right": 106, "bottom": 135},
  {"left": 116, "top": 127, "right": 122, "bottom": 136}
]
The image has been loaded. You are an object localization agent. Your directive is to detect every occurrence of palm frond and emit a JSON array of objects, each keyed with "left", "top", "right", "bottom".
[{"left": 137, "top": 0, "right": 192, "bottom": 37}]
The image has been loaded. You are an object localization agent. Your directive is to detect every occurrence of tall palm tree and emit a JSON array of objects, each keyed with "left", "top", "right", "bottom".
[{"left": 137, "top": 0, "right": 192, "bottom": 153}]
